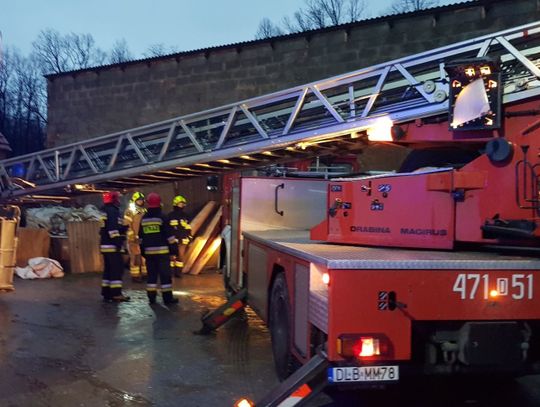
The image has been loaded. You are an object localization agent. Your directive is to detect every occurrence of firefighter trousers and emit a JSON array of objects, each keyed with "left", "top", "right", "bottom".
[
  {"left": 128, "top": 242, "right": 147, "bottom": 279},
  {"left": 144, "top": 254, "right": 176, "bottom": 303},
  {"left": 170, "top": 243, "right": 187, "bottom": 277},
  {"left": 101, "top": 251, "right": 125, "bottom": 299}
]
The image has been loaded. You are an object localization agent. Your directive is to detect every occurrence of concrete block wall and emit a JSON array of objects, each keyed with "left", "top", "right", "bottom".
[{"left": 46, "top": 0, "right": 540, "bottom": 148}]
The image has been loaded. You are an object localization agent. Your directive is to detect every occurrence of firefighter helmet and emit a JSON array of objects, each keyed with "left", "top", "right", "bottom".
[
  {"left": 103, "top": 191, "right": 120, "bottom": 205},
  {"left": 146, "top": 192, "right": 161, "bottom": 208},
  {"left": 131, "top": 191, "right": 145, "bottom": 202},
  {"left": 173, "top": 195, "right": 187, "bottom": 206}
]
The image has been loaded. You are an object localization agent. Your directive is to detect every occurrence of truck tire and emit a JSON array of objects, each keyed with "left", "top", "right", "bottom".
[{"left": 269, "top": 273, "right": 295, "bottom": 381}]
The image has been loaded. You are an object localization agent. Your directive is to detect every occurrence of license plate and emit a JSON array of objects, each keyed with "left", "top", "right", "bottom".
[{"left": 328, "top": 365, "right": 399, "bottom": 383}]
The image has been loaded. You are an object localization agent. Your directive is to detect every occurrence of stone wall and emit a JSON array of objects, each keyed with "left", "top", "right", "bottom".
[{"left": 46, "top": 0, "right": 540, "bottom": 148}]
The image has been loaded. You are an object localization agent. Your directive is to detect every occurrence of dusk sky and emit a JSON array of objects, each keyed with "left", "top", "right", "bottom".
[{"left": 1, "top": 0, "right": 465, "bottom": 59}]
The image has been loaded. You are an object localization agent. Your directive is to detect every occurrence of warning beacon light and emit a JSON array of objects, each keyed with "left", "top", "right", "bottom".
[{"left": 445, "top": 57, "right": 501, "bottom": 131}]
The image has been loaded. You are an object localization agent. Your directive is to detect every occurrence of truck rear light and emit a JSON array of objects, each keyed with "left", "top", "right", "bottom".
[
  {"left": 337, "top": 334, "right": 390, "bottom": 359},
  {"left": 234, "top": 398, "right": 254, "bottom": 407},
  {"left": 354, "top": 337, "right": 380, "bottom": 357}
]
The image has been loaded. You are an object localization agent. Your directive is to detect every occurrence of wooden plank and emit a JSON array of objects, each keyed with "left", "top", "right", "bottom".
[
  {"left": 189, "top": 201, "right": 217, "bottom": 236},
  {"left": 67, "top": 221, "right": 103, "bottom": 273},
  {"left": 183, "top": 203, "right": 218, "bottom": 266},
  {"left": 183, "top": 206, "right": 222, "bottom": 273},
  {"left": 16, "top": 228, "right": 50, "bottom": 267},
  {"left": 189, "top": 236, "right": 222, "bottom": 275}
]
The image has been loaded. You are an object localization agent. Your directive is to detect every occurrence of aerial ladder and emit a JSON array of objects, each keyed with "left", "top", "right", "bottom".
[
  {"left": 0, "top": 22, "right": 540, "bottom": 199},
  {"left": 2, "top": 21, "right": 540, "bottom": 405}
]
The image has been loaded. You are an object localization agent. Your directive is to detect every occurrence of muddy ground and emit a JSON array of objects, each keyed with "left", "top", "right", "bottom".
[{"left": 0, "top": 272, "right": 538, "bottom": 407}]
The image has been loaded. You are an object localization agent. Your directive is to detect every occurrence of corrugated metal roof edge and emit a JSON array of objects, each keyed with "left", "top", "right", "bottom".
[{"left": 45, "top": 0, "right": 489, "bottom": 79}]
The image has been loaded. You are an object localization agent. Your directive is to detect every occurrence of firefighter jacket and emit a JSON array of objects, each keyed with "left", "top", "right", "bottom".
[
  {"left": 123, "top": 205, "right": 146, "bottom": 243},
  {"left": 99, "top": 204, "right": 127, "bottom": 253},
  {"left": 166, "top": 207, "right": 192, "bottom": 245},
  {"left": 140, "top": 208, "right": 178, "bottom": 256}
]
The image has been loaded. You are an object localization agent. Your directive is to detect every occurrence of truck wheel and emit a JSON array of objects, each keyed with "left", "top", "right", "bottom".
[{"left": 269, "top": 273, "right": 295, "bottom": 381}]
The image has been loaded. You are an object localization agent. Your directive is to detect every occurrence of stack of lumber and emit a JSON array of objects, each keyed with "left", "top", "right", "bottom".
[{"left": 183, "top": 201, "right": 223, "bottom": 275}]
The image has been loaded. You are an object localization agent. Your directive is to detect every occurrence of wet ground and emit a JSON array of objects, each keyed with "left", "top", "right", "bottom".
[{"left": 0, "top": 271, "right": 539, "bottom": 407}]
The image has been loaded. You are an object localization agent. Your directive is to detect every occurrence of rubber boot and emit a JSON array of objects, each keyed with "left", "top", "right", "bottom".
[
  {"left": 102, "top": 285, "right": 112, "bottom": 302},
  {"left": 162, "top": 291, "right": 179, "bottom": 304},
  {"left": 148, "top": 292, "right": 157, "bottom": 305}
]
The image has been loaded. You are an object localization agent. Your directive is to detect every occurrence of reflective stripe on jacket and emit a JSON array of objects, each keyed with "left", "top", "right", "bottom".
[{"left": 139, "top": 208, "right": 176, "bottom": 256}]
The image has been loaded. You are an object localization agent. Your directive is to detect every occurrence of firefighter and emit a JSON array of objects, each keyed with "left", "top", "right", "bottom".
[
  {"left": 124, "top": 191, "right": 147, "bottom": 282},
  {"left": 167, "top": 195, "right": 192, "bottom": 277},
  {"left": 139, "top": 192, "right": 179, "bottom": 305},
  {"left": 99, "top": 191, "right": 130, "bottom": 302}
]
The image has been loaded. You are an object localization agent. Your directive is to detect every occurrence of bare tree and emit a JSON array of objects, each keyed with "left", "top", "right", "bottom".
[
  {"left": 345, "top": 0, "right": 367, "bottom": 22},
  {"left": 32, "top": 29, "right": 70, "bottom": 74},
  {"left": 389, "top": 0, "right": 439, "bottom": 13},
  {"left": 32, "top": 29, "right": 106, "bottom": 74},
  {"left": 0, "top": 47, "right": 46, "bottom": 155},
  {"left": 0, "top": 47, "right": 14, "bottom": 135},
  {"left": 255, "top": 18, "right": 285, "bottom": 40},
  {"left": 143, "top": 43, "right": 178, "bottom": 58},
  {"left": 66, "top": 33, "right": 94, "bottom": 68},
  {"left": 260, "top": 0, "right": 368, "bottom": 36},
  {"left": 109, "top": 39, "right": 133, "bottom": 64}
]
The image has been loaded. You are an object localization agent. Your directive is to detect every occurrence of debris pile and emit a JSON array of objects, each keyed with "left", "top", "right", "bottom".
[{"left": 25, "top": 205, "right": 102, "bottom": 235}]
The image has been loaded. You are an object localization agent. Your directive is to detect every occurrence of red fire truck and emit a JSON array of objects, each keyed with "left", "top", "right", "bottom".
[{"left": 210, "top": 31, "right": 540, "bottom": 407}]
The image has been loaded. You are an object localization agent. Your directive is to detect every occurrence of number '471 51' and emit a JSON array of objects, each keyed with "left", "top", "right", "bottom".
[{"left": 452, "top": 273, "right": 534, "bottom": 300}]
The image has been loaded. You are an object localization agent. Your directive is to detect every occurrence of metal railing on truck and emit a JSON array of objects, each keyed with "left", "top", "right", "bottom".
[{"left": 2, "top": 21, "right": 540, "bottom": 196}]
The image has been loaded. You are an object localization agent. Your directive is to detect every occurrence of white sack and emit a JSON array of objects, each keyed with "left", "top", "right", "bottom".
[{"left": 15, "top": 257, "right": 64, "bottom": 279}]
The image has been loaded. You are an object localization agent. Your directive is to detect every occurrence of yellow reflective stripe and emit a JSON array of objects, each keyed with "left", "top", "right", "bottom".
[
  {"left": 161, "top": 287, "right": 173, "bottom": 292},
  {"left": 180, "top": 220, "right": 190, "bottom": 228},
  {"left": 145, "top": 250, "right": 169, "bottom": 255},
  {"left": 169, "top": 220, "right": 179, "bottom": 226},
  {"left": 175, "top": 261, "right": 184, "bottom": 267},
  {"left": 145, "top": 246, "right": 168, "bottom": 251},
  {"left": 146, "top": 287, "right": 157, "bottom": 292}
]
